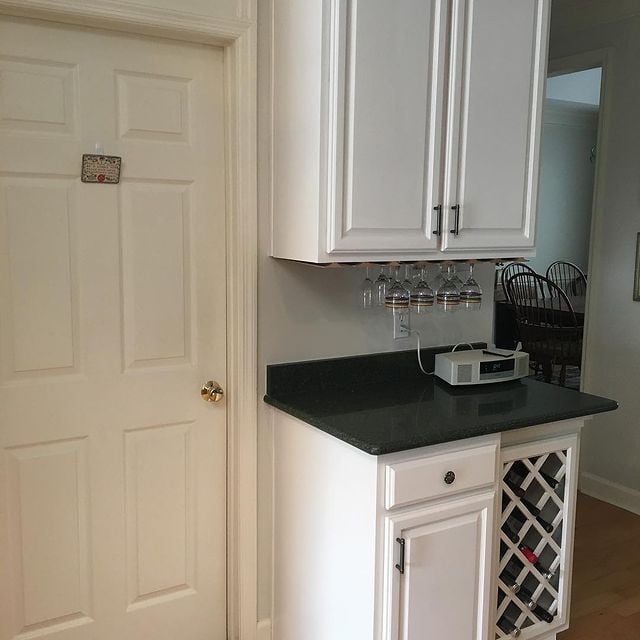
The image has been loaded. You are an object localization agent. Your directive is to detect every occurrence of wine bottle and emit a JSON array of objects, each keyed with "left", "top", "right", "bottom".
[
  {"left": 504, "top": 477, "right": 526, "bottom": 498},
  {"left": 502, "top": 521, "right": 521, "bottom": 544},
  {"left": 512, "top": 460, "right": 560, "bottom": 489},
  {"left": 517, "top": 588, "right": 555, "bottom": 623},
  {"left": 508, "top": 503, "right": 555, "bottom": 534},
  {"left": 521, "top": 497, "right": 541, "bottom": 517},
  {"left": 497, "top": 615, "right": 521, "bottom": 638},
  {"left": 519, "top": 545, "right": 538, "bottom": 564},
  {"left": 531, "top": 603, "right": 554, "bottom": 623},
  {"left": 533, "top": 560, "right": 555, "bottom": 581},
  {"left": 500, "top": 569, "right": 521, "bottom": 594}
]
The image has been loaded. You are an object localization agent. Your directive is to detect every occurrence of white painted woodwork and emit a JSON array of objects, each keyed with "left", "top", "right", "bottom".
[
  {"left": 441, "top": 0, "right": 550, "bottom": 253},
  {"left": 272, "top": 408, "right": 587, "bottom": 640},
  {"left": 383, "top": 492, "right": 495, "bottom": 640},
  {"left": 385, "top": 443, "right": 496, "bottom": 509},
  {"left": 120, "top": 182, "right": 193, "bottom": 368},
  {"left": 324, "top": 0, "right": 447, "bottom": 256},
  {"left": 270, "top": 0, "right": 551, "bottom": 262},
  {"left": 0, "top": 18, "right": 227, "bottom": 640},
  {"left": 5, "top": 438, "right": 91, "bottom": 632},
  {"left": 2, "top": 179, "right": 78, "bottom": 375},
  {"left": 497, "top": 434, "right": 580, "bottom": 638},
  {"left": 273, "top": 412, "right": 379, "bottom": 640}
]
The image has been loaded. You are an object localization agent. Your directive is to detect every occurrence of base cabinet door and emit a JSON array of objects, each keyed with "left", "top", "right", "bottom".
[{"left": 383, "top": 491, "right": 495, "bottom": 640}]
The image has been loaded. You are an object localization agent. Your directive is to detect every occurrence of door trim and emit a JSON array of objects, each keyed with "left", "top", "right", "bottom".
[{"left": 0, "top": 2, "right": 259, "bottom": 639}]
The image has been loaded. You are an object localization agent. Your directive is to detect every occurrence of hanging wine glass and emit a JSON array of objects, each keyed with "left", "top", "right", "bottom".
[
  {"left": 385, "top": 270, "right": 410, "bottom": 311},
  {"left": 460, "top": 263, "right": 483, "bottom": 311},
  {"left": 410, "top": 270, "right": 434, "bottom": 313},
  {"left": 436, "top": 265, "right": 461, "bottom": 312},
  {"left": 412, "top": 263, "right": 423, "bottom": 285},
  {"left": 429, "top": 264, "right": 446, "bottom": 294},
  {"left": 361, "top": 266, "right": 373, "bottom": 309},
  {"left": 374, "top": 266, "right": 389, "bottom": 306},
  {"left": 449, "top": 264, "right": 464, "bottom": 289},
  {"left": 402, "top": 264, "right": 414, "bottom": 293}
]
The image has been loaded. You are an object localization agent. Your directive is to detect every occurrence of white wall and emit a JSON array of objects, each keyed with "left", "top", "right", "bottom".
[
  {"left": 550, "top": 2, "right": 640, "bottom": 511},
  {"left": 547, "top": 68, "right": 602, "bottom": 105},
  {"left": 256, "top": 0, "right": 496, "bottom": 621},
  {"left": 528, "top": 100, "right": 598, "bottom": 274}
]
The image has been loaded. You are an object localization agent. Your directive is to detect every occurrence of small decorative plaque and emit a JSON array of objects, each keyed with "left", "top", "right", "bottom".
[{"left": 81, "top": 154, "right": 122, "bottom": 184}]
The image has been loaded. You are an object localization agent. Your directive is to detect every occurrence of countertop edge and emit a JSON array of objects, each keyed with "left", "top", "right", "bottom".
[{"left": 264, "top": 394, "right": 619, "bottom": 456}]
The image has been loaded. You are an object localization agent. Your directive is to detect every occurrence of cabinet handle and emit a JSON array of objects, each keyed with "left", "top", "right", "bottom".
[
  {"left": 450, "top": 204, "right": 461, "bottom": 236},
  {"left": 444, "top": 470, "right": 456, "bottom": 485},
  {"left": 395, "top": 537, "right": 406, "bottom": 574},
  {"left": 433, "top": 205, "right": 443, "bottom": 236}
]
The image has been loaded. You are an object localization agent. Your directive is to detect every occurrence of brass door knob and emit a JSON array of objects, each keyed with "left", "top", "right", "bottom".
[{"left": 201, "top": 380, "right": 224, "bottom": 403}]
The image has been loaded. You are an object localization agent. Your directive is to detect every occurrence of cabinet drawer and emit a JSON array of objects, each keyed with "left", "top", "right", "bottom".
[{"left": 385, "top": 444, "right": 497, "bottom": 509}]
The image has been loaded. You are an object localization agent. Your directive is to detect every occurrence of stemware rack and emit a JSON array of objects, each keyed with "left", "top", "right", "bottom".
[{"left": 495, "top": 435, "right": 579, "bottom": 639}]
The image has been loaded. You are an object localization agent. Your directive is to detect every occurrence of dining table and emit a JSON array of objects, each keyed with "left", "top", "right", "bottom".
[{"left": 494, "top": 294, "right": 585, "bottom": 350}]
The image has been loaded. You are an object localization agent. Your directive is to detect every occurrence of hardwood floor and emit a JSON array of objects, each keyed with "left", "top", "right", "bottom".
[{"left": 559, "top": 493, "right": 640, "bottom": 639}]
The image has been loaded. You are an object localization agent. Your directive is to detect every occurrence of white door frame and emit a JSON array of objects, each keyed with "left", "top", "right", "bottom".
[
  {"left": 0, "top": 2, "right": 258, "bottom": 639},
  {"left": 547, "top": 48, "right": 612, "bottom": 397}
]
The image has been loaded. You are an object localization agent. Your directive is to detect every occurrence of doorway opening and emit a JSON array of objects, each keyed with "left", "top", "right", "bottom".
[
  {"left": 493, "top": 66, "right": 603, "bottom": 391},
  {"left": 526, "top": 66, "right": 603, "bottom": 389}
]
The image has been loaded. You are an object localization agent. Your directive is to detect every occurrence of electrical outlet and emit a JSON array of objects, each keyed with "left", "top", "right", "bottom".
[{"left": 393, "top": 310, "right": 410, "bottom": 339}]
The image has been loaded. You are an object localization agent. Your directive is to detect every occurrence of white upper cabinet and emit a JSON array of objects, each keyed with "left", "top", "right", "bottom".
[
  {"left": 441, "top": 0, "right": 549, "bottom": 254},
  {"left": 270, "top": 0, "right": 550, "bottom": 263},
  {"left": 325, "top": 0, "right": 448, "bottom": 257}
]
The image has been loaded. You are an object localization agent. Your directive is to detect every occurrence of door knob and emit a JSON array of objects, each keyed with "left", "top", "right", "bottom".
[{"left": 201, "top": 380, "right": 224, "bottom": 403}]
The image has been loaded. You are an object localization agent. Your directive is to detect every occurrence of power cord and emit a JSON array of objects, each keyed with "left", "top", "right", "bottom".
[
  {"left": 452, "top": 342, "right": 476, "bottom": 352},
  {"left": 402, "top": 334, "right": 480, "bottom": 377},
  {"left": 402, "top": 326, "right": 434, "bottom": 376}
]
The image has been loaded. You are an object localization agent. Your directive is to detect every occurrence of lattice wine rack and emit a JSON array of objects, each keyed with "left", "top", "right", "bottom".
[{"left": 495, "top": 438, "right": 577, "bottom": 639}]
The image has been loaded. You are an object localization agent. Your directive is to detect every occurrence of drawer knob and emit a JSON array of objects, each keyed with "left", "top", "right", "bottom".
[{"left": 444, "top": 470, "right": 456, "bottom": 485}]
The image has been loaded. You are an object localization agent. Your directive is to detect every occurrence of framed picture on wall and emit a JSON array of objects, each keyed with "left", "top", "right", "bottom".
[{"left": 634, "top": 233, "right": 640, "bottom": 301}]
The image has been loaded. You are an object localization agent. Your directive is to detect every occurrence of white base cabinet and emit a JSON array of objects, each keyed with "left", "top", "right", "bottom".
[
  {"left": 383, "top": 493, "right": 495, "bottom": 640},
  {"left": 272, "top": 411, "right": 584, "bottom": 640}
]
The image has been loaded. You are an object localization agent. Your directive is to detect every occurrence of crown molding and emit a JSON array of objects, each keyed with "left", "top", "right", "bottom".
[{"left": 0, "top": 0, "right": 252, "bottom": 44}]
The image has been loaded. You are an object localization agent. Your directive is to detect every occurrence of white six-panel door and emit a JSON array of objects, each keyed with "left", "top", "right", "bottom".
[{"left": 0, "top": 18, "right": 227, "bottom": 640}]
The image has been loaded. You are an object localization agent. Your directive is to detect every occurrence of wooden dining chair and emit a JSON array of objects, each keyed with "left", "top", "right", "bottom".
[
  {"left": 546, "top": 261, "right": 587, "bottom": 297},
  {"left": 506, "top": 272, "right": 583, "bottom": 387},
  {"left": 500, "top": 262, "right": 537, "bottom": 303}
]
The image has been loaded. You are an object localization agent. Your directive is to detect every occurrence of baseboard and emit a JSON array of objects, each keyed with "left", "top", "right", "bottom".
[
  {"left": 256, "top": 618, "right": 272, "bottom": 640},
  {"left": 580, "top": 472, "right": 640, "bottom": 516}
]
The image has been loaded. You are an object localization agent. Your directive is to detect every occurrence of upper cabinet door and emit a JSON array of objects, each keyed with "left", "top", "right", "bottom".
[
  {"left": 325, "top": 0, "right": 448, "bottom": 256},
  {"left": 441, "top": 0, "right": 550, "bottom": 253}
]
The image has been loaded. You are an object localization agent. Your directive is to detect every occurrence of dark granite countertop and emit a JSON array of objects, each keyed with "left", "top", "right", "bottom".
[{"left": 264, "top": 346, "right": 618, "bottom": 456}]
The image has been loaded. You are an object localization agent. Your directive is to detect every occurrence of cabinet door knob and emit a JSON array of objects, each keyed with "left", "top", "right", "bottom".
[{"left": 444, "top": 470, "right": 456, "bottom": 485}]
